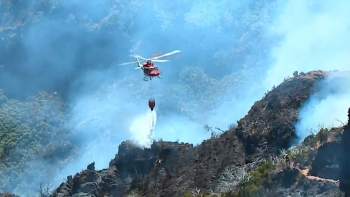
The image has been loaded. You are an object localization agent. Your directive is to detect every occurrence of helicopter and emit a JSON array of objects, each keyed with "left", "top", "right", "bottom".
[{"left": 118, "top": 50, "right": 181, "bottom": 81}]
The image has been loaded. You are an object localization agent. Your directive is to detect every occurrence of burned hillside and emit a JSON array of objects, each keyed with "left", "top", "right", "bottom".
[
  {"left": 50, "top": 70, "right": 350, "bottom": 197},
  {"left": 236, "top": 70, "right": 330, "bottom": 160}
]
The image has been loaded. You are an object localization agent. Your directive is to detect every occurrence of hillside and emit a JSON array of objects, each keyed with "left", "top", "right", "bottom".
[
  {"left": 0, "top": 91, "right": 79, "bottom": 194},
  {"left": 48, "top": 70, "right": 349, "bottom": 197}
]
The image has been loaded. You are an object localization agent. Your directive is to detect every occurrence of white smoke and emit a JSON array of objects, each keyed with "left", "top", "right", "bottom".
[
  {"left": 129, "top": 110, "right": 157, "bottom": 148},
  {"left": 264, "top": 0, "right": 350, "bottom": 144},
  {"left": 294, "top": 75, "right": 350, "bottom": 144}
]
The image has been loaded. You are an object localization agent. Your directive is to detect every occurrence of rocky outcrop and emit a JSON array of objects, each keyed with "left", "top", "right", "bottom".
[
  {"left": 309, "top": 141, "right": 341, "bottom": 180},
  {"left": 52, "top": 135, "right": 245, "bottom": 196},
  {"left": 339, "top": 108, "right": 350, "bottom": 196},
  {"left": 109, "top": 141, "right": 196, "bottom": 196},
  {"left": 271, "top": 168, "right": 301, "bottom": 188},
  {"left": 51, "top": 163, "right": 121, "bottom": 197},
  {"left": 52, "top": 141, "right": 195, "bottom": 197}
]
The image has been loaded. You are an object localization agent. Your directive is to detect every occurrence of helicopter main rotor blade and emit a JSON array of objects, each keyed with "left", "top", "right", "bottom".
[
  {"left": 118, "top": 61, "right": 139, "bottom": 66},
  {"left": 118, "top": 57, "right": 147, "bottom": 66},
  {"left": 129, "top": 54, "right": 148, "bottom": 61},
  {"left": 150, "top": 50, "right": 181, "bottom": 60},
  {"left": 151, "top": 59, "right": 170, "bottom": 63},
  {"left": 119, "top": 50, "right": 179, "bottom": 66},
  {"left": 118, "top": 59, "right": 169, "bottom": 66}
]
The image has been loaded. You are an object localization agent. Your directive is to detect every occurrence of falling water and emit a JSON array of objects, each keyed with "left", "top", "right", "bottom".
[{"left": 129, "top": 109, "right": 157, "bottom": 148}]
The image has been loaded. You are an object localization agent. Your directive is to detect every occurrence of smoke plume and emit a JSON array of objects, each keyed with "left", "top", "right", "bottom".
[{"left": 263, "top": 0, "right": 350, "bottom": 144}]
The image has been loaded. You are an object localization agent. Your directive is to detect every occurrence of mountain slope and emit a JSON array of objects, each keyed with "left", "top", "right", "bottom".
[{"left": 50, "top": 70, "right": 350, "bottom": 197}]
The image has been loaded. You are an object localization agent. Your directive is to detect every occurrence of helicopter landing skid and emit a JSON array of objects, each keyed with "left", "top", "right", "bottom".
[
  {"left": 143, "top": 77, "right": 150, "bottom": 81},
  {"left": 143, "top": 76, "right": 161, "bottom": 81}
]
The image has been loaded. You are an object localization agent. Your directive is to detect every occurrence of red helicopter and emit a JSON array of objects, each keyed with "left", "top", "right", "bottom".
[{"left": 118, "top": 50, "right": 181, "bottom": 81}]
